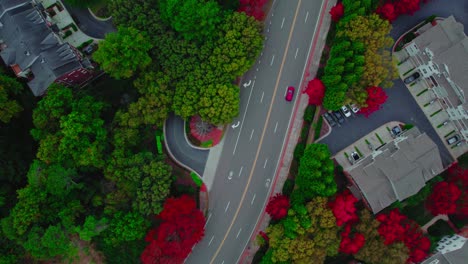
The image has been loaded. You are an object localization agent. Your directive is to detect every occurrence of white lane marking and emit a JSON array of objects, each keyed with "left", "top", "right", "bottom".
[
  {"left": 281, "top": 17, "right": 285, "bottom": 29},
  {"left": 274, "top": 122, "right": 278, "bottom": 133},
  {"left": 305, "top": 11, "right": 309, "bottom": 23},
  {"left": 238, "top": 166, "right": 243, "bottom": 177},
  {"left": 263, "top": 158, "right": 268, "bottom": 168},
  {"left": 236, "top": 228, "right": 242, "bottom": 239},
  {"left": 205, "top": 213, "right": 212, "bottom": 227},
  {"left": 258, "top": 60, "right": 261, "bottom": 64},
  {"left": 270, "top": 55, "right": 275, "bottom": 66},
  {"left": 260, "top": 91, "right": 264, "bottom": 103},
  {"left": 295, "top": 48, "right": 299, "bottom": 59},
  {"left": 225, "top": 201, "right": 230, "bottom": 213},
  {"left": 267, "top": 28, "right": 270, "bottom": 33},
  {"left": 233, "top": 80, "right": 255, "bottom": 155},
  {"left": 265, "top": 178, "right": 271, "bottom": 187},
  {"left": 208, "top": 236, "right": 214, "bottom": 246},
  {"left": 251, "top": 194, "right": 256, "bottom": 205},
  {"left": 256, "top": 68, "right": 259, "bottom": 71},
  {"left": 250, "top": 129, "right": 254, "bottom": 141},
  {"left": 221, "top": 261, "right": 224, "bottom": 264}
]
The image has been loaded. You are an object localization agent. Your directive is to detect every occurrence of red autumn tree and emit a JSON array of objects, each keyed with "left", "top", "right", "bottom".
[
  {"left": 376, "top": 2, "right": 398, "bottom": 22},
  {"left": 393, "top": 0, "right": 421, "bottom": 16},
  {"left": 445, "top": 164, "right": 468, "bottom": 219},
  {"left": 141, "top": 195, "right": 206, "bottom": 264},
  {"left": 339, "top": 223, "right": 365, "bottom": 254},
  {"left": 426, "top": 181, "right": 462, "bottom": 216},
  {"left": 377, "top": 209, "right": 430, "bottom": 263},
  {"left": 329, "top": 2, "right": 344, "bottom": 22},
  {"left": 329, "top": 190, "right": 359, "bottom": 226},
  {"left": 304, "top": 78, "right": 326, "bottom": 105},
  {"left": 359, "top": 86, "right": 388, "bottom": 117},
  {"left": 266, "top": 193, "right": 290, "bottom": 220},
  {"left": 238, "top": 0, "right": 268, "bottom": 20}
]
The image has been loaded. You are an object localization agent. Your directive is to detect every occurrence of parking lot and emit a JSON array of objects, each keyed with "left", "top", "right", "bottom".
[
  {"left": 334, "top": 121, "right": 404, "bottom": 170},
  {"left": 394, "top": 50, "right": 468, "bottom": 159}
]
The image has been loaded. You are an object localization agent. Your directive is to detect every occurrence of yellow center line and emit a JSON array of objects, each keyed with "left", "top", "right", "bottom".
[{"left": 209, "top": 0, "right": 303, "bottom": 262}]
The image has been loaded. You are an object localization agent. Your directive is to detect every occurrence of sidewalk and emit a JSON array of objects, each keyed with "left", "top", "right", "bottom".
[{"left": 240, "top": 0, "right": 337, "bottom": 262}]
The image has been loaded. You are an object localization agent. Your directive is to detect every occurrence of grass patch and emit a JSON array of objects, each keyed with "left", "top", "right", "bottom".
[
  {"left": 445, "top": 130, "right": 455, "bottom": 138},
  {"left": 402, "top": 124, "right": 414, "bottom": 130},
  {"left": 200, "top": 139, "right": 213, "bottom": 148},
  {"left": 416, "top": 89, "right": 428, "bottom": 97},
  {"left": 77, "top": 39, "right": 94, "bottom": 50},
  {"left": 437, "top": 121, "right": 447, "bottom": 128},
  {"left": 344, "top": 152, "right": 349, "bottom": 159},
  {"left": 365, "top": 139, "right": 370, "bottom": 144},
  {"left": 402, "top": 67, "right": 415, "bottom": 76},
  {"left": 354, "top": 146, "right": 363, "bottom": 157},
  {"left": 386, "top": 126, "right": 391, "bottom": 132},
  {"left": 397, "top": 60, "right": 404, "bottom": 66},
  {"left": 376, "top": 133, "right": 384, "bottom": 145},
  {"left": 430, "top": 109, "right": 442, "bottom": 117},
  {"left": 314, "top": 117, "right": 323, "bottom": 140},
  {"left": 410, "top": 82, "right": 417, "bottom": 87},
  {"left": 401, "top": 202, "right": 433, "bottom": 226}
]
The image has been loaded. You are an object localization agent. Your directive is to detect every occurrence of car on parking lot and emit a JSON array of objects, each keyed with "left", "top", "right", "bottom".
[
  {"left": 83, "top": 43, "right": 97, "bottom": 55},
  {"left": 391, "top": 126, "right": 402, "bottom": 137},
  {"left": 323, "top": 112, "right": 337, "bottom": 127},
  {"left": 285, "top": 86, "right": 295, "bottom": 101},
  {"left": 332, "top": 111, "right": 345, "bottom": 124},
  {"left": 341, "top": 105, "right": 351, "bottom": 117},
  {"left": 404, "top": 72, "right": 421, "bottom": 84},
  {"left": 350, "top": 104, "right": 360, "bottom": 114},
  {"left": 447, "top": 134, "right": 460, "bottom": 145}
]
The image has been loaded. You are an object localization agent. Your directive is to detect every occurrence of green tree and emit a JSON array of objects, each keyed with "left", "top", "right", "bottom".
[
  {"left": 22, "top": 225, "right": 74, "bottom": 260},
  {"left": 131, "top": 72, "right": 174, "bottom": 127},
  {"left": 32, "top": 85, "right": 107, "bottom": 168},
  {"left": 198, "top": 83, "right": 239, "bottom": 125},
  {"left": 75, "top": 216, "right": 109, "bottom": 241},
  {"left": 109, "top": 0, "right": 165, "bottom": 40},
  {"left": 133, "top": 160, "right": 173, "bottom": 215},
  {"left": 103, "top": 211, "right": 150, "bottom": 246},
  {"left": 0, "top": 73, "right": 23, "bottom": 123},
  {"left": 296, "top": 143, "right": 337, "bottom": 199},
  {"left": 93, "top": 27, "right": 152, "bottom": 79},
  {"left": 159, "top": 0, "right": 223, "bottom": 42},
  {"left": 64, "top": 0, "right": 100, "bottom": 7}
]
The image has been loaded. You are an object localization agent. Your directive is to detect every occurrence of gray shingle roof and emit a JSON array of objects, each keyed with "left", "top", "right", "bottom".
[
  {"left": 348, "top": 127, "right": 444, "bottom": 213},
  {"left": 0, "top": 1, "right": 83, "bottom": 95}
]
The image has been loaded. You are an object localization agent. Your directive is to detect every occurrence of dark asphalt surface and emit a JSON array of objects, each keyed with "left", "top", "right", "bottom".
[
  {"left": 63, "top": 3, "right": 116, "bottom": 39},
  {"left": 319, "top": 0, "right": 468, "bottom": 168},
  {"left": 186, "top": 0, "right": 325, "bottom": 263},
  {"left": 165, "top": 113, "right": 208, "bottom": 177}
]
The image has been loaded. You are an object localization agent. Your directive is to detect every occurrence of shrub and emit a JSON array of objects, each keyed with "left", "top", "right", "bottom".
[
  {"left": 282, "top": 179, "right": 295, "bottom": 196},
  {"left": 293, "top": 143, "right": 305, "bottom": 161},
  {"left": 303, "top": 105, "right": 316, "bottom": 122}
]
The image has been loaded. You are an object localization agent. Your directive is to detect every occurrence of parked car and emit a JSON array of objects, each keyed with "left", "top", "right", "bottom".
[
  {"left": 341, "top": 105, "right": 351, "bottom": 117},
  {"left": 350, "top": 104, "right": 360, "bottom": 114},
  {"left": 391, "top": 126, "right": 402, "bottom": 137},
  {"left": 447, "top": 134, "right": 460, "bottom": 145},
  {"left": 285, "top": 86, "right": 295, "bottom": 101},
  {"left": 404, "top": 72, "right": 420, "bottom": 84},
  {"left": 83, "top": 43, "right": 97, "bottom": 55},
  {"left": 323, "top": 112, "right": 337, "bottom": 127},
  {"left": 332, "top": 111, "right": 345, "bottom": 124}
]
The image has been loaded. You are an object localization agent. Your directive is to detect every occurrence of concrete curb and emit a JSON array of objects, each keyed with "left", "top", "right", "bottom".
[
  {"left": 87, "top": 7, "right": 112, "bottom": 22},
  {"left": 316, "top": 119, "right": 332, "bottom": 142}
]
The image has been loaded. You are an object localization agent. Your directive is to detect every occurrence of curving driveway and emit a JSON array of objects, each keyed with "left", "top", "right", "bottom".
[
  {"left": 164, "top": 113, "right": 209, "bottom": 177},
  {"left": 62, "top": 2, "right": 116, "bottom": 39}
]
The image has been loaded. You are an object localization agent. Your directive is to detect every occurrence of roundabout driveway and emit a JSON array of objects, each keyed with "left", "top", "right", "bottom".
[
  {"left": 63, "top": 2, "right": 116, "bottom": 39},
  {"left": 164, "top": 113, "right": 209, "bottom": 177}
]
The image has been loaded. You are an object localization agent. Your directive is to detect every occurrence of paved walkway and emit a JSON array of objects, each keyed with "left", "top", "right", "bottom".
[{"left": 240, "top": 0, "right": 337, "bottom": 262}]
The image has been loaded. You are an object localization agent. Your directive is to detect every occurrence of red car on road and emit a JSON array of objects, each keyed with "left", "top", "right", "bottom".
[{"left": 285, "top": 86, "right": 295, "bottom": 101}]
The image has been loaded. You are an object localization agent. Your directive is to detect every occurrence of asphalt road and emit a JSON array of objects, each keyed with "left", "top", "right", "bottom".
[
  {"left": 318, "top": 0, "right": 468, "bottom": 168},
  {"left": 165, "top": 113, "right": 208, "bottom": 176},
  {"left": 62, "top": 2, "right": 116, "bottom": 39},
  {"left": 186, "top": 0, "right": 325, "bottom": 263}
]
